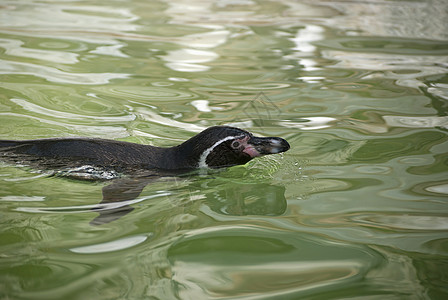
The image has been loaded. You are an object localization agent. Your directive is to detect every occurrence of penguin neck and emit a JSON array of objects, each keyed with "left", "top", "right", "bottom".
[
  {"left": 145, "top": 144, "right": 199, "bottom": 171},
  {"left": 165, "top": 136, "right": 210, "bottom": 170}
]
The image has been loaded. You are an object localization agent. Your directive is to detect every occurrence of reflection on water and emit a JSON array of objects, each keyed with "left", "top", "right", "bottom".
[
  {"left": 70, "top": 235, "right": 149, "bottom": 254},
  {"left": 168, "top": 227, "right": 380, "bottom": 299},
  {"left": 1, "top": 0, "right": 448, "bottom": 299}
]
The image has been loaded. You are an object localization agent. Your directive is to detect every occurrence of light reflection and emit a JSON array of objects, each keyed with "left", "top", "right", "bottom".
[
  {"left": 288, "top": 25, "right": 324, "bottom": 71},
  {"left": 100, "top": 86, "right": 197, "bottom": 101},
  {"left": 1, "top": 171, "right": 52, "bottom": 182},
  {"left": 383, "top": 115, "right": 448, "bottom": 129},
  {"left": 168, "top": 225, "right": 377, "bottom": 299},
  {"left": 425, "top": 183, "right": 448, "bottom": 195},
  {"left": 321, "top": 49, "right": 448, "bottom": 89},
  {"left": 15, "top": 191, "right": 171, "bottom": 213},
  {"left": 279, "top": 117, "right": 336, "bottom": 130},
  {"left": 191, "top": 100, "right": 223, "bottom": 112},
  {"left": 0, "top": 0, "right": 446, "bottom": 298},
  {"left": 352, "top": 213, "right": 448, "bottom": 231},
  {"left": 354, "top": 165, "right": 392, "bottom": 175},
  {"left": 316, "top": 0, "right": 448, "bottom": 41},
  {"left": 11, "top": 98, "right": 135, "bottom": 122},
  {"left": 172, "top": 260, "right": 362, "bottom": 299},
  {"left": 229, "top": 83, "right": 290, "bottom": 90},
  {"left": 0, "top": 195, "right": 45, "bottom": 202},
  {"left": 0, "top": 38, "right": 79, "bottom": 63},
  {"left": 135, "top": 107, "right": 205, "bottom": 133},
  {"left": 177, "top": 31, "right": 230, "bottom": 49},
  {"left": 0, "top": 112, "right": 130, "bottom": 138},
  {"left": 428, "top": 84, "right": 448, "bottom": 101},
  {"left": 165, "top": 62, "right": 210, "bottom": 72},
  {"left": 0, "top": 2, "right": 139, "bottom": 33},
  {"left": 90, "top": 44, "right": 129, "bottom": 58},
  {"left": 298, "top": 76, "right": 325, "bottom": 83},
  {"left": 0, "top": 60, "right": 129, "bottom": 84},
  {"left": 162, "top": 48, "right": 219, "bottom": 72},
  {"left": 70, "top": 235, "right": 149, "bottom": 254}
]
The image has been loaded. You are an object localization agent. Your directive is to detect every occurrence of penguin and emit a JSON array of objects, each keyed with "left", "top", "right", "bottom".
[
  {"left": 0, "top": 126, "right": 290, "bottom": 175},
  {"left": 0, "top": 126, "right": 290, "bottom": 225}
]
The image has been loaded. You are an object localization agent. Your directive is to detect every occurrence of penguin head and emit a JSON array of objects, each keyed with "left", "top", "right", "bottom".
[{"left": 179, "top": 126, "right": 290, "bottom": 169}]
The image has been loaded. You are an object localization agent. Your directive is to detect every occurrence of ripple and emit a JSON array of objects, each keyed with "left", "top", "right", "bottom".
[
  {"left": 317, "top": 37, "right": 448, "bottom": 55},
  {"left": 38, "top": 41, "right": 76, "bottom": 49},
  {"left": 191, "top": 100, "right": 223, "bottom": 113},
  {"left": 11, "top": 98, "right": 135, "bottom": 122},
  {"left": 55, "top": 165, "right": 121, "bottom": 180},
  {"left": 351, "top": 213, "right": 448, "bottom": 231},
  {"left": 383, "top": 115, "right": 448, "bottom": 129},
  {"left": 162, "top": 48, "right": 218, "bottom": 72},
  {"left": 1, "top": 171, "right": 52, "bottom": 182},
  {"left": 15, "top": 192, "right": 171, "bottom": 214},
  {"left": 425, "top": 183, "right": 448, "bottom": 195},
  {"left": 168, "top": 225, "right": 380, "bottom": 299},
  {"left": 355, "top": 165, "right": 392, "bottom": 175},
  {"left": 279, "top": 117, "right": 337, "bottom": 130},
  {"left": 0, "top": 2, "right": 140, "bottom": 36},
  {"left": 397, "top": 157, "right": 431, "bottom": 165},
  {"left": 321, "top": 49, "right": 448, "bottom": 89},
  {"left": 133, "top": 107, "right": 205, "bottom": 133},
  {"left": 70, "top": 235, "right": 149, "bottom": 254},
  {"left": 428, "top": 83, "right": 448, "bottom": 101},
  {"left": 0, "top": 195, "right": 45, "bottom": 202},
  {"left": 0, "top": 38, "right": 79, "bottom": 64},
  {"left": 165, "top": 62, "right": 211, "bottom": 72},
  {"left": 230, "top": 83, "right": 291, "bottom": 90},
  {"left": 0, "top": 112, "right": 130, "bottom": 138},
  {"left": 101, "top": 86, "right": 197, "bottom": 101},
  {"left": 0, "top": 60, "right": 129, "bottom": 84},
  {"left": 90, "top": 44, "right": 129, "bottom": 58},
  {"left": 3, "top": 259, "right": 97, "bottom": 300},
  {"left": 176, "top": 30, "right": 230, "bottom": 49}
]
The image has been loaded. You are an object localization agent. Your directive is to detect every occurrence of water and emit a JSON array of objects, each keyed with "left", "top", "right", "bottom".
[{"left": 1, "top": 0, "right": 447, "bottom": 299}]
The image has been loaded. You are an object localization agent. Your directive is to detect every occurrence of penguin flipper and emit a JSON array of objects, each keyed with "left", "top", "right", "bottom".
[{"left": 89, "top": 177, "right": 156, "bottom": 225}]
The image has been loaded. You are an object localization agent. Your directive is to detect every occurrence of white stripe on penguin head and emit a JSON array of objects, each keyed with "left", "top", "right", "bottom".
[{"left": 198, "top": 135, "right": 244, "bottom": 168}]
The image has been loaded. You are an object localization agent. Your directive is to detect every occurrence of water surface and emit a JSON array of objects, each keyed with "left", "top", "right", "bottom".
[{"left": 1, "top": 0, "right": 448, "bottom": 299}]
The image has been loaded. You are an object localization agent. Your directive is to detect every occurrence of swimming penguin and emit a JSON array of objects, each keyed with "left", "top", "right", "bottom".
[
  {"left": 0, "top": 126, "right": 290, "bottom": 175},
  {"left": 0, "top": 126, "right": 290, "bottom": 225}
]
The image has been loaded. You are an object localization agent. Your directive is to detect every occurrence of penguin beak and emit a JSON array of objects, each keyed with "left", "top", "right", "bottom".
[{"left": 243, "top": 136, "right": 290, "bottom": 157}]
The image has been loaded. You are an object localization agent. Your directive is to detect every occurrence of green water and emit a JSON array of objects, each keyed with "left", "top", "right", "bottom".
[{"left": 1, "top": 0, "right": 448, "bottom": 299}]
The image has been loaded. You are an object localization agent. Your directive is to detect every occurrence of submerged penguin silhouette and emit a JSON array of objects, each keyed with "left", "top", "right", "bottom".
[{"left": 0, "top": 126, "right": 290, "bottom": 224}]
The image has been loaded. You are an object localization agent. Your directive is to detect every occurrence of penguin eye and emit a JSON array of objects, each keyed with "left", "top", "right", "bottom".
[{"left": 231, "top": 140, "right": 240, "bottom": 149}]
